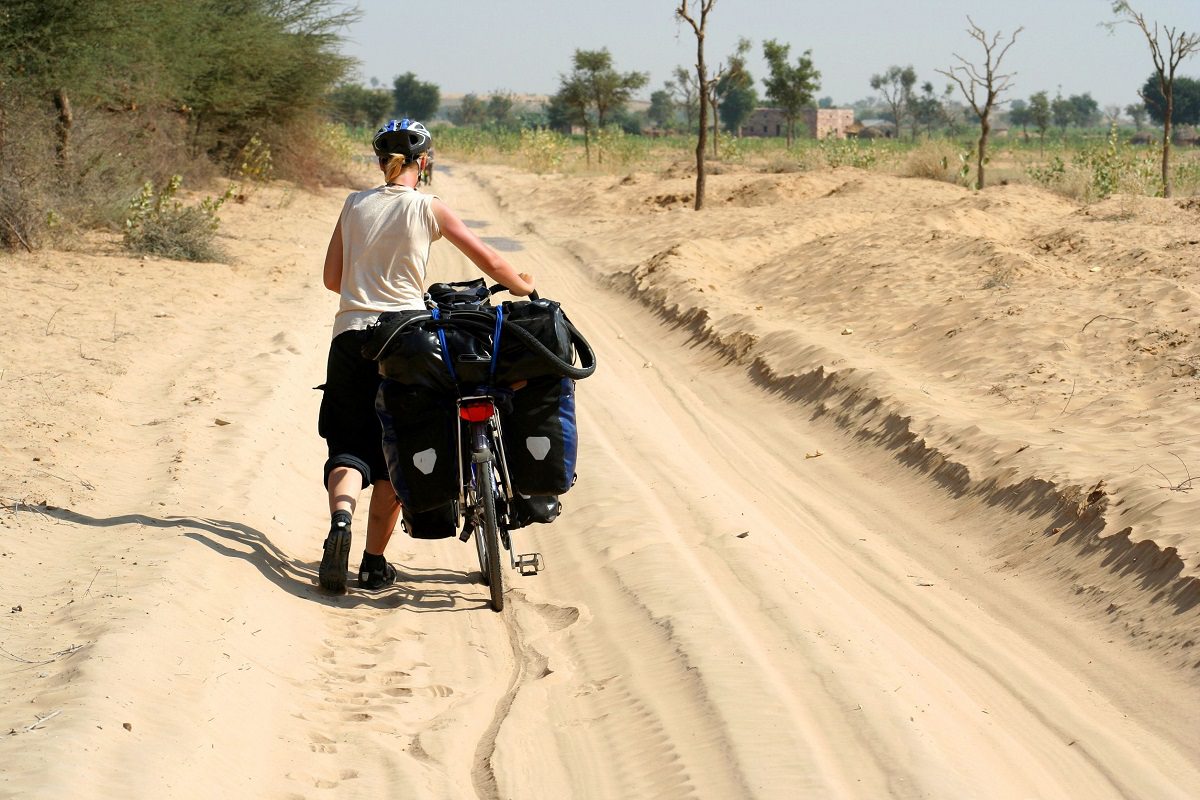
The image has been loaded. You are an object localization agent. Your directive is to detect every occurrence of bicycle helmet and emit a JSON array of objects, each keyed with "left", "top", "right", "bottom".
[{"left": 372, "top": 118, "right": 432, "bottom": 160}]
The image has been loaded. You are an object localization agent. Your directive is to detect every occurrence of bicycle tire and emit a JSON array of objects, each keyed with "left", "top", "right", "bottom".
[
  {"left": 472, "top": 480, "right": 491, "bottom": 588},
  {"left": 476, "top": 456, "right": 505, "bottom": 612}
]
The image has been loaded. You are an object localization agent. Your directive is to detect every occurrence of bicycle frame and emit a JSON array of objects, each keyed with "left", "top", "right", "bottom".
[{"left": 455, "top": 394, "right": 543, "bottom": 578}]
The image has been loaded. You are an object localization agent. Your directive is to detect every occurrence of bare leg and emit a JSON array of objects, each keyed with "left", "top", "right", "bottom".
[
  {"left": 327, "top": 466, "right": 361, "bottom": 515},
  {"left": 365, "top": 479, "right": 401, "bottom": 556}
]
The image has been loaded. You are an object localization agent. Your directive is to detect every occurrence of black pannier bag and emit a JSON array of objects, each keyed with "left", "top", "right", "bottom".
[
  {"left": 496, "top": 299, "right": 575, "bottom": 383},
  {"left": 401, "top": 502, "right": 458, "bottom": 540},
  {"left": 502, "top": 376, "right": 578, "bottom": 496},
  {"left": 509, "top": 494, "right": 561, "bottom": 528},
  {"left": 363, "top": 310, "right": 493, "bottom": 392},
  {"left": 375, "top": 380, "right": 458, "bottom": 512},
  {"left": 361, "top": 293, "right": 595, "bottom": 390}
]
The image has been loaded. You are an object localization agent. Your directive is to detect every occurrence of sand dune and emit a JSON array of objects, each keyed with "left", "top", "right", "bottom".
[{"left": 1, "top": 160, "right": 1197, "bottom": 798}]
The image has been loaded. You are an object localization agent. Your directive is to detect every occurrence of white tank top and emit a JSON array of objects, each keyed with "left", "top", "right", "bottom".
[{"left": 332, "top": 184, "right": 441, "bottom": 338}]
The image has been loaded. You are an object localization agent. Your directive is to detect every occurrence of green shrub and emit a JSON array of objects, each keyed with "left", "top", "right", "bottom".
[
  {"left": 123, "top": 175, "right": 232, "bottom": 262},
  {"left": 519, "top": 128, "right": 568, "bottom": 173},
  {"left": 1026, "top": 155, "right": 1067, "bottom": 187},
  {"left": 595, "top": 125, "right": 648, "bottom": 167},
  {"left": 819, "top": 137, "right": 878, "bottom": 169},
  {"left": 1070, "top": 125, "right": 1161, "bottom": 199}
]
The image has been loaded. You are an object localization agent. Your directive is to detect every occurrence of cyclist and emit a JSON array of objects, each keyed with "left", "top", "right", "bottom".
[
  {"left": 318, "top": 119, "right": 534, "bottom": 593},
  {"left": 420, "top": 146, "right": 435, "bottom": 185}
]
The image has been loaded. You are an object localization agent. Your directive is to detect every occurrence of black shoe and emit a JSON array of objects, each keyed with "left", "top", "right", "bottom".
[
  {"left": 319, "top": 518, "right": 352, "bottom": 593},
  {"left": 358, "top": 561, "right": 397, "bottom": 591}
]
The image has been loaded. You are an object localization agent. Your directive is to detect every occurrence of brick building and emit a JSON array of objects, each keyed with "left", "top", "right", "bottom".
[{"left": 741, "top": 107, "right": 855, "bottom": 140}]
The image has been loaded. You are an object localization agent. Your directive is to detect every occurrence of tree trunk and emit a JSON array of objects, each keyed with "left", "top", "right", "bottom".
[
  {"left": 694, "top": 55, "right": 708, "bottom": 210},
  {"left": 1162, "top": 93, "right": 1173, "bottom": 198},
  {"left": 976, "top": 113, "right": 989, "bottom": 190},
  {"left": 53, "top": 88, "right": 73, "bottom": 172},
  {"left": 583, "top": 125, "right": 592, "bottom": 167},
  {"left": 711, "top": 100, "right": 719, "bottom": 158}
]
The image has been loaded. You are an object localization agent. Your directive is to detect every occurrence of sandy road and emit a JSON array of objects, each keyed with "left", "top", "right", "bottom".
[{"left": 2, "top": 163, "right": 1198, "bottom": 799}]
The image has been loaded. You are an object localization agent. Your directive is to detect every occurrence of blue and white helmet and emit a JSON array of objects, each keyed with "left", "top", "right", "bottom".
[{"left": 372, "top": 118, "right": 432, "bottom": 160}]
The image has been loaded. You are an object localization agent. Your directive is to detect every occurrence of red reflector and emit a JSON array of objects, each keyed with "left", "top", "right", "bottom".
[{"left": 459, "top": 401, "right": 495, "bottom": 422}]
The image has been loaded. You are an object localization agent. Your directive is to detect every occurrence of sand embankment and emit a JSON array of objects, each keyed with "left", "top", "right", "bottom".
[{"left": 475, "top": 163, "right": 1200, "bottom": 668}]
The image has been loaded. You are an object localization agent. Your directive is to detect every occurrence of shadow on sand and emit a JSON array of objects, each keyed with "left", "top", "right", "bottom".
[{"left": 38, "top": 506, "right": 491, "bottom": 612}]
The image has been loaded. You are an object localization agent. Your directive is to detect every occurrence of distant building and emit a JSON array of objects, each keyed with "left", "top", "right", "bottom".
[
  {"left": 804, "top": 107, "right": 855, "bottom": 140},
  {"left": 740, "top": 107, "right": 855, "bottom": 140}
]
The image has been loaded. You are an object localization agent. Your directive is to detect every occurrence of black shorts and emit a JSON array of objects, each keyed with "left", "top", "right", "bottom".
[{"left": 318, "top": 329, "right": 388, "bottom": 489}]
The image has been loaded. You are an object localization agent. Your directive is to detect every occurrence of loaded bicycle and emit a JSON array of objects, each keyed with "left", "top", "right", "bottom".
[{"left": 364, "top": 281, "right": 595, "bottom": 611}]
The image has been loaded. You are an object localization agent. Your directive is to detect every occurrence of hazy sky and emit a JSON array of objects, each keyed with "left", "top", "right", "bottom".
[{"left": 339, "top": 1, "right": 1200, "bottom": 109}]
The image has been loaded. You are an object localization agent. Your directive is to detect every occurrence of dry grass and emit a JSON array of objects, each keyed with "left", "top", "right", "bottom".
[{"left": 898, "top": 140, "right": 965, "bottom": 184}]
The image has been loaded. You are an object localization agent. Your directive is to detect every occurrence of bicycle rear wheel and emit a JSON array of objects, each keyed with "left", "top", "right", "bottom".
[{"left": 474, "top": 458, "right": 504, "bottom": 611}]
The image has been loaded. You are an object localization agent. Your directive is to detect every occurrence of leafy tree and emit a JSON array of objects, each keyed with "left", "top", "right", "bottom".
[
  {"left": 676, "top": 1, "right": 717, "bottom": 209},
  {"left": 1140, "top": 74, "right": 1200, "bottom": 125},
  {"left": 1051, "top": 92, "right": 1073, "bottom": 130},
  {"left": 1008, "top": 98, "right": 1031, "bottom": 134},
  {"left": 648, "top": 88, "right": 678, "bottom": 129},
  {"left": 545, "top": 88, "right": 581, "bottom": 130},
  {"left": 762, "top": 39, "right": 822, "bottom": 147},
  {"left": 1029, "top": 91, "right": 1051, "bottom": 152},
  {"left": 487, "top": 92, "right": 517, "bottom": 128},
  {"left": 0, "top": 0, "right": 358, "bottom": 249},
  {"left": 550, "top": 71, "right": 592, "bottom": 161},
  {"left": 0, "top": 0, "right": 357, "bottom": 162},
  {"left": 937, "top": 18, "right": 1022, "bottom": 190},
  {"left": 392, "top": 72, "right": 439, "bottom": 120},
  {"left": 716, "top": 37, "right": 758, "bottom": 136},
  {"left": 911, "top": 81, "right": 950, "bottom": 135},
  {"left": 1125, "top": 101, "right": 1148, "bottom": 129},
  {"left": 553, "top": 48, "right": 646, "bottom": 165},
  {"left": 572, "top": 49, "right": 647, "bottom": 129},
  {"left": 718, "top": 78, "right": 758, "bottom": 135},
  {"left": 1109, "top": 1, "right": 1200, "bottom": 196},
  {"left": 454, "top": 93, "right": 487, "bottom": 126},
  {"left": 818, "top": 96, "right": 834, "bottom": 108},
  {"left": 326, "top": 83, "right": 392, "bottom": 128},
  {"left": 869, "top": 65, "right": 917, "bottom": 139},
  {"left": 1068, "top": 92, "right": 1100, "bottom": 127}
]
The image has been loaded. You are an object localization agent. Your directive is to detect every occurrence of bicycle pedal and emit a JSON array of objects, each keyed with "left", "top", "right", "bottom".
[
  {"left": 515, "top": 552, "right": 543, "bottom": 575},
  {"left": 459, "top": 525, "right": 473, "bottom": 543}
]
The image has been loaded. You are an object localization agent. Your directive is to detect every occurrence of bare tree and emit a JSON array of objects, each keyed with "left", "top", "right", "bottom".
[
  {"left": 708, "top": 62, "right": 726, "bottom": 158},
  {"left": 1107, "top": 2, "right": 1200, "bottom": 198},
  {"left": 676, "top": 0, "right": 716, "bottom": 211},
  {"left": 869, "top": 65, "right": 917, "bottom": 140},
  {"left": 937, "top": 18, "right": 1022, "bottom": 190},
  {"left": 671, "top": 66, "right": 700, "bottom": 133}
]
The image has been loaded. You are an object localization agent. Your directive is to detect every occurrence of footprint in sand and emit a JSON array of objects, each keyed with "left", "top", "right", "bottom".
[{"left": 308, "top": 732, "right": 338, "bottom": 754}]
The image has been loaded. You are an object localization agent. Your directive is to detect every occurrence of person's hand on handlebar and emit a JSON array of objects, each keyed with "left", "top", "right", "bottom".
[{"left": 511, "top": 272, "right": 535, "bottom": 297}]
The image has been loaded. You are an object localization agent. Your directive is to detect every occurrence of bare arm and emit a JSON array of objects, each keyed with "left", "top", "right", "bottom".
[
  {"left": 432, "top": 199, "right": 534, "bottom": 296},
  {"left": 322, "top": 218, "right": 343, "bottom": 293}
]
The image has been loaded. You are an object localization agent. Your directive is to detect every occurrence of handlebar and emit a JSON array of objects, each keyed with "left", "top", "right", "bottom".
[{"left": 488, "top": 283, "right": 539, "bottom": 302}]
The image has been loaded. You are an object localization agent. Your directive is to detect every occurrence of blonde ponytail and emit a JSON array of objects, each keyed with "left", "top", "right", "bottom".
[{"left": 382, "top": 154, "right": 407, "bottom": 184}]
